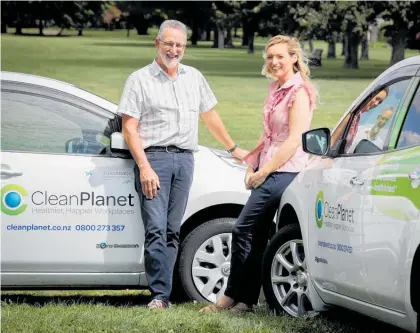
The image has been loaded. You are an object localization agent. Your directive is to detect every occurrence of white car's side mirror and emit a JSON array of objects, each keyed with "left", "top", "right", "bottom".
[{"left": 110, "top": 132, "right": 129, "bottom": 152}]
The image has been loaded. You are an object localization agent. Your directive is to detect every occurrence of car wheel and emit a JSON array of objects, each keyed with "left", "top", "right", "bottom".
[
  {"left": 178, "top": 218, "right": 235, "bottom": 303},
  {"left": 262, "top": 223, "right": 317, "bottom": 317}
]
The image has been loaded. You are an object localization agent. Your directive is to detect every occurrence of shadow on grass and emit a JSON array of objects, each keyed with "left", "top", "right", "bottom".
[
  {"left": 90, "top": 42, "right": 265, "bottom": 52},
  {"left": 5, "top": 32, "right": 72, "bottom": 38},
  {"left": 49, "top": 57, "right": 386, "bottom": 80},
  {"left": 1, "top": 292, "right": 152, "bottom": 307}
]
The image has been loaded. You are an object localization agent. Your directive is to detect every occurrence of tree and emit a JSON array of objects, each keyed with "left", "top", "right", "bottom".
[
  {"left": 318, "top": 1, "right": 344, "bottom": 60},
  {"left": 376, "top": 1, "right": 420, "bottom": 65},
  {"left": 102, "top": 3, "right": 121, "bottom": 31},
  {"left": 72, "top": 1, "right": 104, "bottom": 36},
  {"left": 339, "top": 2, "right": 373, "bottom": 69},
  {"left": 210, "top": 2, "right": 239, "bottom": 49},
  {"left": 116, "top": 1, "right": 165, "bottom": 36},
  {"left": 237, "top": 1, "right": 262, "bottom": 53}
]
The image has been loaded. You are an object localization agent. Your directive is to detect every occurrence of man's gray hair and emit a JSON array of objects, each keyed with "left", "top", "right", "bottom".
[{"left": 158, "top": 20, "right": 188, "bottom": 39}]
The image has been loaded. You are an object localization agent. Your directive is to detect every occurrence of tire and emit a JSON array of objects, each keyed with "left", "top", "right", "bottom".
[
  {"left": 262, "top": 223, "right": 317, "bottom": 317},
  {"left": 178, "top": 218, "right": 235, "bottom": 303}
]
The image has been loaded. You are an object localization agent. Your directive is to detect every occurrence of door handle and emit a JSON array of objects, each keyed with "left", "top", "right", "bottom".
[
  {"left": 408, "top": 172, "right": 419, "bottom": 181},
  {"left": 1, "top": 170, "right": 23, "bottom": 177},
  {"left": 350, "top": 177, "right": 364, "bottom": 186}
]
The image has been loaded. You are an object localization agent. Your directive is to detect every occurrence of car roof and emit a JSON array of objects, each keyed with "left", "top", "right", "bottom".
[
  {"left": 375, "top": 55, "right": 420, "bottom": 81},
  {"left": 1, "top": 71, "right": 118, "bottom": 113}
]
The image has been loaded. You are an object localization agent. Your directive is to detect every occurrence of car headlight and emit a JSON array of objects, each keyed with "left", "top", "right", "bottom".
[{"left": 209, "top": 148, "right": 248, "bottom": 170}]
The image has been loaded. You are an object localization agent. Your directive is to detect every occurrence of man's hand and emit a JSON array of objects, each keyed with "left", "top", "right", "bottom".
[
  {"left": 231, "top": 147, "right": 249, "bottom": 160},
  {"left": 140, "top": 165, "right": 160, "bottom": 199},
  {"left": 248, "top": 168, "right": 269, "bottom": 189},
  {"left": 244, "top": 167, "right": 255, "bottom": 190}
]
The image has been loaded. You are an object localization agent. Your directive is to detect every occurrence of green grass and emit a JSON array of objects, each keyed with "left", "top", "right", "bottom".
[
  {"left": 2, "top": 28, "right": 418, "bottom": 150},
  {"left": 0, "top": 29, "right": 417, "bottom": 333},
  {"left": 0, "top": 290, "right": 404, "bottom": 333}
]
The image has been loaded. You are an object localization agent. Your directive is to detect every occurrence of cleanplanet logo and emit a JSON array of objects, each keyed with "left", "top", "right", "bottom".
[
  {"left": 30, "top": 191, "right": 136, "bottom": 216},
  {"left": 315, "top": 191, "right": 355, "bottom": 231},
  {"left": 315, "top": 191, "right": 324, "bottom": 228},
  {"left": 3, "top": 186, "right": 136, "bottom": 216},
  {"left": 1, "top": 184, "right": 28, "bottom": 216}
]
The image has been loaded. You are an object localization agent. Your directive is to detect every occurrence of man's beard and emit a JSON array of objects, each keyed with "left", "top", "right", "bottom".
[{"left": 159, "top": 49, "right": 183, "bottom": 69}]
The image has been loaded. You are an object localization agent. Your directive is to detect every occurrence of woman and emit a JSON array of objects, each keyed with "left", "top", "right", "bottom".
[{"left": 200, "top": 35, "right": 318, "bottom": 313}]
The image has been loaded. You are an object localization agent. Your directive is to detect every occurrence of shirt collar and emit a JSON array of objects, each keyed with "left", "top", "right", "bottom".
[
  {"left": 150, "top": 59, "right": 187, "bottom": 77},
  {"left": 269, "top": 72, "right": 303, "bottom": 92}
]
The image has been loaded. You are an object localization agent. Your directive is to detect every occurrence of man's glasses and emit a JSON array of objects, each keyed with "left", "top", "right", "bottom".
[{"left": 159, "top": 39, "right": 186, "bottom": 50}]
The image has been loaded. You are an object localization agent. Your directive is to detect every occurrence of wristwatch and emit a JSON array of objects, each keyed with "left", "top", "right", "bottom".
[{"left": 227, "top": 144, "right": 237, "bottom": 154}]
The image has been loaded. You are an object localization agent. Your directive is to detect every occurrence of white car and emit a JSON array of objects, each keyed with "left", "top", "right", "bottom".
[
  {"left": 262, "top": 56, "right": 420, "bottom": 333},
  {"left": 0, "top": 71, "right": 250, "bottom": 304}
]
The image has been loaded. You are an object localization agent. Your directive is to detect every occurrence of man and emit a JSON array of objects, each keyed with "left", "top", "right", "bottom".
[{"left": 117, "top": 20, "right": 247, "bottom": 309}]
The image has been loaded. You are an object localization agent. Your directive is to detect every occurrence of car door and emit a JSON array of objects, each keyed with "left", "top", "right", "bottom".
[
  {"left": 359, "top": 79, "right": 420, "bottom": 312},
  {"left": 1, "top": 81, "right": 143, "bottom": 286},
  {"left": 309, "top": 76, "right": 413, "bottom": 303}
]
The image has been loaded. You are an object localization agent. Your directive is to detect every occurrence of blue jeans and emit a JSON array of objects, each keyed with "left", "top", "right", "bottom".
[
  {"left": 134, "top": 151, "right": 194, "bottom": 301},
  {"left": 224, "top": 172, "right": 297, "bottom": 305}
]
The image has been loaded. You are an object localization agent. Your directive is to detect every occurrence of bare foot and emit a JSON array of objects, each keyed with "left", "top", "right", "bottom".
[
  {"left": 199, "top": 296, "right": 236, "bottom": 312},
  {"left": 230, "top": 302, "right": 253, "bottom": 313}
]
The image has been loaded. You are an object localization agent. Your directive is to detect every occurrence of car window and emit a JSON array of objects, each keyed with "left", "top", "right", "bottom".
[
  {"left": 344, "top": 79, "right": 410, "bottom": 155},
  {"left": 1, "top": 91, "right": 112, "bottom": 155},
  {"left": 397, "top": 86, "right": 420, "bottom": 149}
]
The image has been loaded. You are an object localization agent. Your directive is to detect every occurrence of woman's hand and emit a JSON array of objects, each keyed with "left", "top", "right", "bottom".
[
  {"left": 248, "top": 168, "right": 270, "bottom": 189},
  {"left": 244, "top": 167, "right": 254, "bottom": 190}
]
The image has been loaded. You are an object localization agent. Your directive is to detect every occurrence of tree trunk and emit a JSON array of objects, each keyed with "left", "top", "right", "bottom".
[
  {"left": 360, "top": 32, "right": 369, "bottom": 60},
  {"left": 390, "top": 28, "right": 408, "bottom": 65},
  {"left": 78, "top": 29, "right": 83, "bottom": 36},
  {"left": 327, "top": 41, "right": 336, "bottom": 59},
  {"left": 225, "top": 28, "right": 233, "bottom": 48},
  {"left": 127, "top": 28, "right": 130, "bottom": 37},
  {"left": 15, "top": 11, "right": 22, "bottom": 35},
  {"left": 56, "top": 26, "right": 64, "bottom": 36},
  {"left": 342, "top": 35, "right": 347, "bottom": 56},
  {"left": 309, "top": 39, "right": 315, "bottom": 53},
  {"left": 242, "top": 24, "right": 249, "bottom": 47},
  {"left": 206, "top": 26, "right": 211, "bottom": 41},
  {"left": 248, "top": 31, "right": 255, "bottom": 54},
  {"left": 134, "top": 15, "right": 149, "bottom": 35},
  {"left": 343, "top": 33, "right": 360, "bottom": 69},
  {"left": 217, "top": 28, "right": 225, "bottom": 49},
  {"left": 191, "top": 22, "right": 199, "bottom": 46},
  {"left": 1, "top": 23, "right": 7, "bottom": 33},
  {"left": 38, "top": 19, "right": 44, "bottom": 36},
  {"left": 212, "top": 28, "right": 218, "bottom": 48}
]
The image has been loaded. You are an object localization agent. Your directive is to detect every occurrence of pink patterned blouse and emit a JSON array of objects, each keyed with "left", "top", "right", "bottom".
[{"left": 243, "top": 72, "right": 317, "bottom": 173}]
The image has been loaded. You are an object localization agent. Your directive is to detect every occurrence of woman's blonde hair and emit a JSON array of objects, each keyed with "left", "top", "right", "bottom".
[{"left": 261, "top": 35, "right": 311, "bottom": 82}]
